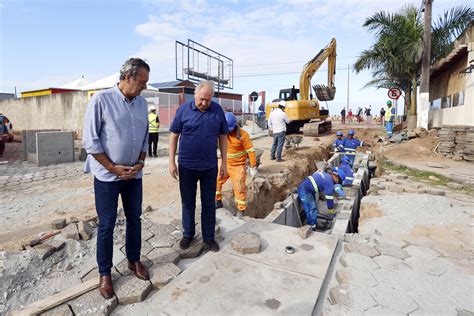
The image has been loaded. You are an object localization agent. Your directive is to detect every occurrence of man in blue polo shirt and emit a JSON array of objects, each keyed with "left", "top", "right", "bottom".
[{"left": 169, "top": 80, "right": 228, "bottom": 252}]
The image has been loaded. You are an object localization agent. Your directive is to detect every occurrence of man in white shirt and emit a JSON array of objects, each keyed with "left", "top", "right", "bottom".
[{"left": 268, "top": 101, "right": 290, "bottom": 162}]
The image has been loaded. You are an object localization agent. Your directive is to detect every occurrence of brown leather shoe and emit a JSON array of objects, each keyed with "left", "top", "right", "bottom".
[
  {"left": 128, "top": 261, "right": 150, "bottom": 280},
  {"left": 99, "top": 275, "right": 114, "bottom": 299}
]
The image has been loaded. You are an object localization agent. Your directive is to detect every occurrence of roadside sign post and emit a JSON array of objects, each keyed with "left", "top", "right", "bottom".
[{"left": 388, "top": 87, "right": 402, "bottom": 123}]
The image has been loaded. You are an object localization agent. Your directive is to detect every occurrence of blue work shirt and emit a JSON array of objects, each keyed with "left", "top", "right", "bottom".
[
  {"left": 338, "top": 164, "right": 354, "bottom": 185},
  {"left": 170, "top": 100, "right": 228, "bottom": 171},
  {"left": 83, "top": 85, "right": 149, "bottom": 182},
  {"left": 343, "top": 137, "right": 363, "bottom": 153},
  {"left": 299, "top": 171, "right": 336, "bottom": 209},
  {"left": 333, "top": 138, "right": 344, "bottom": 152}
]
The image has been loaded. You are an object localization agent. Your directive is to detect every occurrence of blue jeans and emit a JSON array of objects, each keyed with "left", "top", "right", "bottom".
[
  {"left": 271, "top": 131, "right": 286, "bottom": 160},
  {"left": 297, "top": 186, "right": 318, "bottom": 225},
  {"left": 94, "top": 177, "right": 142, "bottom": 276},
  {"left": 386, "top": 121, "right": 394, "bottom": 137},
  {"left": 179, "top": 165, "right": 218, "bottom": 241}
]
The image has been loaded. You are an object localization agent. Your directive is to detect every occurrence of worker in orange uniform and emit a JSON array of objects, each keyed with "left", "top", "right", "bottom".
[{"left": 215, "top": 112, "right": 258, "bottom": 218}]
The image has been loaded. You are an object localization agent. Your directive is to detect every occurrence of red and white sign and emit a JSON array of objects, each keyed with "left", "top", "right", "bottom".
[{"left": 388, "top": 87, "right": 402, "bottom": 100}]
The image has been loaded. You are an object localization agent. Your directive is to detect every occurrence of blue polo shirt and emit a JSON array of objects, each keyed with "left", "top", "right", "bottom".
[{"left": 170, "top": 100, "right": 228, "bottom": 171}]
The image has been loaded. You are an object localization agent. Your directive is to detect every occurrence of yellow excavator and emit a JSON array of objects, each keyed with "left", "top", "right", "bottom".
[{"left": 266, "top": 38, "right": 336, "bottom": 136}]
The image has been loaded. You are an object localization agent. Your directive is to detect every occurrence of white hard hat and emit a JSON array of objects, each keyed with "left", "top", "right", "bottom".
[
  {"left": 149, "top": 105, "right": 157, "bottom": 111},
  {"left": 278, "top": 101, "right": 286, "bottom": 107}
]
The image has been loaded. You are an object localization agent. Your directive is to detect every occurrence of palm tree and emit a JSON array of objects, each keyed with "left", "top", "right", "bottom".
[{"left": 354, "top": 5, "right": 473, "bottom": 118}]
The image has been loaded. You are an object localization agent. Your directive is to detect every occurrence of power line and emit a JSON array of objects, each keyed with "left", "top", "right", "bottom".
[
  {"left": 234, "top": 56, "right": 358, "bottom": 68},
  {"left": 234, "top": 66, "right": 353, "bottom": 78}
]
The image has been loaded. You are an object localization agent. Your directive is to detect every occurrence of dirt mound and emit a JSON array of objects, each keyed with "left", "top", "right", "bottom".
[{"left": 382, "top": 134, "right": 438, "bottom": 161}]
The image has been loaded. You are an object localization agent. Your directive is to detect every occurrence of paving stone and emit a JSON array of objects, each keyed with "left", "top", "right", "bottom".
[
  {"left": 402, "top": 234, "right": 434, "bottom": 248},
  {"left": 44, "top": 236, "right": 66, "bottom": 251},
  {"left": 321, "top": 304, "right": 363, "bottom": 316},
  {"left": 447, "top": 182, "right": 464, "bottom": 190},
  {"left": 388, "top": 185, "right": 404, "bottom": 193},
  {"left": 329, "top": 284, "right": 377, "bottom": 311},
  {"left": 339, "top": 252, "right": 379, "bottom": 270},
  {"left": 404, "top": 245, "right": 440, "bottom": 260},
  {"left": 148, "top": 223, "right": 175, "bottom": 236},
  {"left": 364, "top": 305, "right": 405, "bottom": 315},
  {"left": 370, "top": 284, "right": 418, "bottom": 313},
  {"left": 33, "top": 244, "right": 56, "bottom": 260},
  {"left": 61, "top": 223, "right": 80, "bottom": 240},
  {"left": 344, "top": 241, "right": 380, "bottom": 257},
  {"left": 114, "top": 275, "right": 152, "bottom": 305},
  {"left": 69, "top": 288, "right": 118, "bottom": 315},
  {"left": 146, "top": 247, "right": 180, "bottom": 265},
  {"left": 81, "top": 267, "right": 121, "bottom": 283},
  {"left": 51, "top": 218, "right": 67, "bottom": 229},
  {"left": 371, "top": 267, "right": 419, "bottom": 291},
  {"left": 298, "top": 225, "right": 312, "bottom": 239},
  {"left": 39, "top": 304, "right": 73, "bottom": 315},
  {"left": 404, "top": 257, "right": 447, "bottom": 276},
  {"left": 148, "top": 234, "right": 177, "bottom": 248},
  {"left": 172, "top": 238, "right": 204, "bottom": 259},
  {"left": 425, "top": 188, "right": 446, "bottom": 196},
  {"left": 374, "top": 240, "right": 410, "bottom": 260},
  {"left": 372, "top": 255, "right": 412, "bottom": 272},
  {"left": 115, "top": 256, "right": 153, "bottom": 276},
  {"left": 120, "top": 241, "right": 154, "bottom": 257},
  {"left": 141, "top": 229, "right": 154, "bottom": 241},
  {"left": 230, "top": 232, "right": 261, "bottom": 254},
  {"left": 374, "top": 236, "right": 407, "bottom": 249},
  {"left": 335, "top": 267, "right": 378, "bottom": 288},
  {"left": 149, "top": 263, "right": 182, "bottom": 289},
  {"left": 78, "top": 221, "right": 93, "bottom": 240}
]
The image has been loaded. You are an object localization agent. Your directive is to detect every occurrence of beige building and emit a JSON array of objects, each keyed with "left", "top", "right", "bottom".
[{"left": 430, "top": 22, "right": 474, "bottom": 127}]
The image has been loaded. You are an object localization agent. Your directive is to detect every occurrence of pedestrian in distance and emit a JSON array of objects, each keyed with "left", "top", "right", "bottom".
[
  {"left": 365, "top": 105, "right": 372, "bottom": 124},
  {"left": 83, "top": 57, "right": 151, "bottom": 299},
  {"left": 340, "top": 108, "right": 346, "bottom": 124},
  {"left": 268, "top": 100, "right": 290, "bottom": 162},
  {"left": 215, "top": 112, "right": 258, "bottom": 218},
  {"left": 356, "top": 107, "right": 363, "bottom": 123},
  {"left": 380, "top": 106, "right": 386, "bottom": 126},
  {"left": 384, "top": 100, "right": 396, "bottom": 137},
  {"left": 348, "top": 109, "right": 353, "bottom": 123},
  {"left": 169, "top": 80, "right": 228, "bottom": 253},
  {"left": 148, "top": 105, "right": 160, "bottom": 157}
]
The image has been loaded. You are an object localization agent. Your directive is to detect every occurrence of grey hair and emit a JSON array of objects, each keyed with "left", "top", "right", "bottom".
[
  {"left": 119, "top": 58, "right": 150, "bottom": 80},
  {"left": 194, "top": 80, "right": 215, "bottom": 95}
]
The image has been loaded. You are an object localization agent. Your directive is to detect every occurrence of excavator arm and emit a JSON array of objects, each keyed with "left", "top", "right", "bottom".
[{"left": 299, "top": 38, "right": 337, "bottom": 101}]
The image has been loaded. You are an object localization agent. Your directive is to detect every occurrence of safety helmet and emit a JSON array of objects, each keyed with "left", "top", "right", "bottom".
[
  {"left": 332, "top": 167, "right": 346, "bottom": 183},
  {"left": 225, "top": 112, "right": 237, "bottom": 131},
  {"left": 348, "top": 130, "right": 355, "bottom": 135},
  {"left": 336, "top": 131, "right": 343, "bottom": 136},
  {"left": 149, "top": 105, "right": 157, "bottom": 111},
  {"left": 387, "top": 100, "right": 392, "bottom": 106}
]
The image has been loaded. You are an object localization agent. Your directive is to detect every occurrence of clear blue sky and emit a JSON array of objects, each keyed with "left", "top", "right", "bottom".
[{"left": 0, "top": 0, "right": 467, "bottom": 114}]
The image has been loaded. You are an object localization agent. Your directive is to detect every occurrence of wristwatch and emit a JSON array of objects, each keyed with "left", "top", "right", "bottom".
[{"left": 138, "top": 159, "right": 145, "bottom": 166}]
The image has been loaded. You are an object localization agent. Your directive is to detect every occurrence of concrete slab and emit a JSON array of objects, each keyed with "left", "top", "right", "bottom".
[
  {"left": 114, "top": 220, "right": 339, "bottom": 315},
  {"left": 36, "top": 131, "right": 75, "bottom": 166}
]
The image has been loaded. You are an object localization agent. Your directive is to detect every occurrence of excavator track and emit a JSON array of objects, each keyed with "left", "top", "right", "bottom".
[{"left": 302, "top": 121, "right": 332, "bottom": 136}]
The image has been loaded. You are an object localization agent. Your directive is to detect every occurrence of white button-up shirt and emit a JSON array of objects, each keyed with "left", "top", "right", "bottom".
[{"left": 268, "top": 108, "right": 290, "bottom": 133}]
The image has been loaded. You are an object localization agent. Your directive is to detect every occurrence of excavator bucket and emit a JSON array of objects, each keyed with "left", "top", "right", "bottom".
[{"left": 313, "top": 84, "right": 336, "bottom": 101}]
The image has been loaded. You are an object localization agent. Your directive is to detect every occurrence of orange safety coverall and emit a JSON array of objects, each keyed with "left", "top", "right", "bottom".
[{"left": 216, "top": 127, "right": 257, "bottom": 211}]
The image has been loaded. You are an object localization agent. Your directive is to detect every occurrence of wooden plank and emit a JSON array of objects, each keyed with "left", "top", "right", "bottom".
[{"left": 14, "top": 279, "right": 99, "bottom": 316}]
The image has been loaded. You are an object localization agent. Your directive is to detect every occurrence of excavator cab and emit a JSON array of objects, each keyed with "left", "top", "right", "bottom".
[{"left": 278, "top": 87, "right": 299, "bottom": 101}]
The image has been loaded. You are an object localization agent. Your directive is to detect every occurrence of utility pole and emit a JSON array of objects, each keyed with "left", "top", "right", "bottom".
[
  {"left": 415, "top": 0, "right": 432, "bottom": 129},
  {"left": 346, "top": 64, "right": 350, "bottom": 112}
]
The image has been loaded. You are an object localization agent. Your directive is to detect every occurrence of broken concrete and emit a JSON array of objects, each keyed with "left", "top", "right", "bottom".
[
  {"left": 61, "top": 223, "right": 80, "bottom": 240},
  {"left": 69, "top": 288, "right": 118, "bottom": 315},
  {"left": 51, "top": 219, "right": 66, "bottom": 229},
  {"left": 114, "top": 276, "right": 152, "bottom": 305},
  {"left": 230, "top": 233, "right": 261, "bottom": 254},
  {"left": 78, "top": 221, "right": 93, "bottom": 241}
]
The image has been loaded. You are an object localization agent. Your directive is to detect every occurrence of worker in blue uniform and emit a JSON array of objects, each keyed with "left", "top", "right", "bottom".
[
  {"left": 343, "top": 130, "right": 364, "bottom": 166},
  {"left": 333, "top": 156, "right": 354, "bottom": 186},
  {"left": 297, "top": 170, "right": 345, "bottom": 230},
  {"left": 333, "top": 131, "right": 345, "bottom": 152}
]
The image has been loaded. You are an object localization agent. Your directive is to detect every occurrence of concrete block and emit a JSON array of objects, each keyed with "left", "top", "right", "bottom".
[
  {"left": 230, "top": 233, "right": 261, "bottom": 254},
  {"left": 388, "top": 185, "right": 404, "bottom": 193},
  {"left": 78, "top": 221, "right": 93, "bottom": 240},
  {"left": 340, "top": 253, "right": 379, "bottom": 270},
  {"left": 298, "top": 225, "right": 312, "bottom": 239},
  {"left": 172, "top": 238, "right": 204, "bottom": 259},
  {"left": 374, "top": 240, "right": 410, "bottom": 260},
  {"left": 44, "top": 237, "right": 66, "bottom": 251},
  {"left": 369, "top": 285, "right": 419, "bottom": 314},
  {"left": 36, "top": 131, "right": 75, "bottom": 166},
  {"left": 114, "top": 275, "right": 152, "bottom": 304},
  {"left": 447, "top": 182, "right": 463, "bottom": 190},
  {"left": 329, "top": 284, "right": 377, "bottom": 311},
  {"left": 148, "top": 233, "right": 177, "bottom": 249},
  {"left": 69, "top": 287, "right": 118, "bottom": 315},
  {"left": 425, "top": 188, "right": 446, "bottom": 196},
  {"left": 335, "top": 267, "right": 378, "bottom": 288},
  {"left": 146, "top": 247, "right": 180, "bottom": 265},
  {"left": 149, "top": 263, "right": 182, "bottom": 289},
  {"left": 39, "top": 304, "right": 73, "bottom": 316},
  {"left": 51, "top": 218, "right": 66, "bottom": 229},
  {"left": 141, "top": 229, "right": 154, "bottom": 242},
  {"left": 61, "top": 223, "right": 80, "bottom": 240},
  {"left": 344, "top": 241, "right": 380, "bottom": 258}
]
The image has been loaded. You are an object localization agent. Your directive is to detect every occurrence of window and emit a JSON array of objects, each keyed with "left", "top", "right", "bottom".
[
  {"left": 452, "top": 91, "right": 464, "bottom": 107},
  {"left": 431, "top": 98, "right": 441, "bottom": 109},
  {"left": 441, "top": 96, "right": 451, "bottom": 109}
]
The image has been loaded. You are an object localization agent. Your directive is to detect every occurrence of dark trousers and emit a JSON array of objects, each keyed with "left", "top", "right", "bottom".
[
  {"left": 271, "top": 131, "right": 286, "bottom": 160},
  {"left": 148, "top": 132, "right": 159, "bottom": 155},
  {"left": 94, "top": 177, "right": 142, "bottom": 276},
  {"left": 178, "top": 164, "right": 218, "bottom": 241}
]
